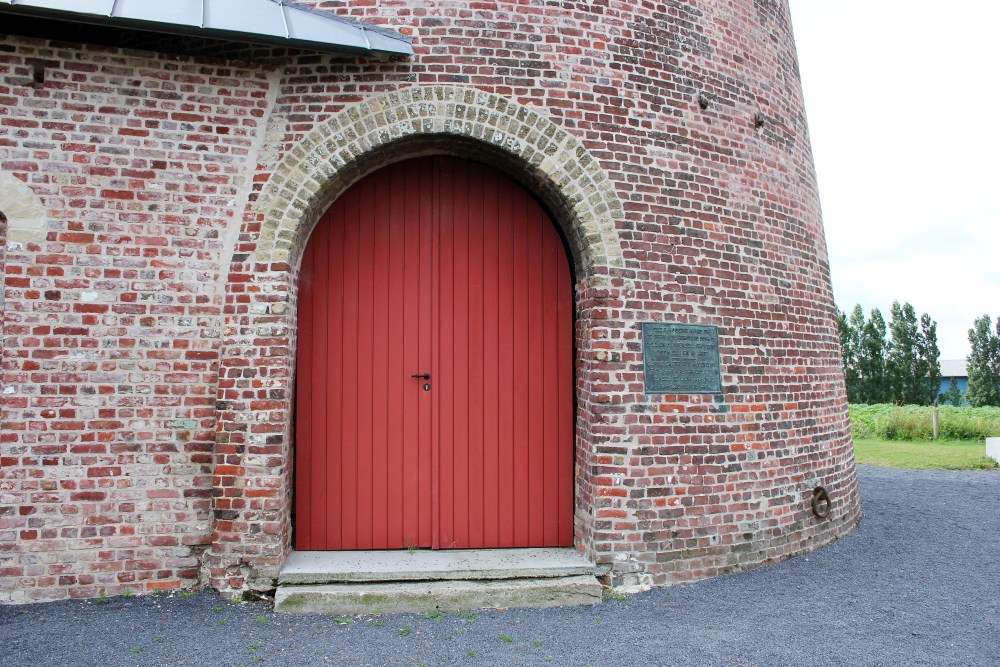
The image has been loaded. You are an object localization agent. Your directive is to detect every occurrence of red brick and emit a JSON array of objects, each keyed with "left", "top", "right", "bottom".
[{"left": 0, "top": 0, "right": 859, "bottom": 604}]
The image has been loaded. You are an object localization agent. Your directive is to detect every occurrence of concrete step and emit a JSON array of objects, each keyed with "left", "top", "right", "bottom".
[
  {"left": 274, "top": 575, "right": 603, "bottom": 615},
  {"left": 278, "top": 547, "right": 606, "bottom": 585},
  {"left": 274, "top": 548, "right": 608, "bottom": 615}
]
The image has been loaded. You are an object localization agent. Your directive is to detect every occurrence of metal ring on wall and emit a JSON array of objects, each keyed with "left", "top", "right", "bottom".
[{"left": 811, "top": 486, "right": 831, "bottom": 519}]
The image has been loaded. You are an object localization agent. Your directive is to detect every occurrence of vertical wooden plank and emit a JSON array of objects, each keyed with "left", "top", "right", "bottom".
[
  {"left": 340, "top": 185, "right": 360, "bottom": 550},
  {"left": 325, "top": 202, "right": 344, "bottom": 550},
  {"left": 466, "top": 163, "right": 486, "bottom": 549},
  {"left": 417, "top": 160, "right": 435, "bottom": 548},
  {"left": 430, "top": 158, "right": 441, "bottom": 550},
  {"left": 452, "top": 162, "right": 471, "bottom": 548},
  {"left": 526, "top": 191, "right": 546, "bottom": 546},
  {"left": 541, "top": 203, "right": 561, "bottom": 545},
  {"left": 511, "top": 185, "right": 531, "bottom": 546},
  {"left": 400, "top": 161, "right": 429, "bottom": 548},
  {"left": 371, "top": 169, "right": 391, "bottom": 550},
  {"left": 481, "top": 164, "right": 501, "bottom": 548},
  {"left": 401, "top": 161, "right": 417, "bottom": 547},
  {"left": 356, "top": 177, "right": 375, "bottom": 550},
  {"left": 386, "top": 164, "right": 406, "bottom": 549},
  {"left": 436, "top": 157, "right": 455, "bottom": 549},
  {"left": 496, "top": 172, "right": 516, "bottom": 547}
]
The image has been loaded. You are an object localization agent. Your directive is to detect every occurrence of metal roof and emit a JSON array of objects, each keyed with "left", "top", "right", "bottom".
[
  {"left": 940, "top": 359, "right": 968, "bottom": 378},
  {"left": 0, "top": 0, "right": 413, "bottom": 56}
]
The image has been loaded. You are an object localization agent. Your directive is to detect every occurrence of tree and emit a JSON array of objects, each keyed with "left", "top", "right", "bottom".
[
  {"left": 847, "top": 305, "right": 866, "bottom": 402},
  {"left": 942, "top": 377, "right": 964, "bottom": 407},
  {"left": 887, "top": 301, "right": 921, "bottom": 404},
  {"left": 918, "top": 313, "right": 941, "bottom": 405},
  {"left": 966, "top": 315, "right": 1000, "bottom": 408},
  {"left": 837, "top": 305, "right": 862, "bottom": 402},
  {"left": 836, "top": 302, "right": 941, "bottom": 406},
  {"left": 858, "top": 308, "right": 890, "bottom": 404}
]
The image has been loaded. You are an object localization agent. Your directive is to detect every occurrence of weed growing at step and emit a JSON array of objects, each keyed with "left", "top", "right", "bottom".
[{"left": 602, "top": 588, "right": 627, "bottom": 602}]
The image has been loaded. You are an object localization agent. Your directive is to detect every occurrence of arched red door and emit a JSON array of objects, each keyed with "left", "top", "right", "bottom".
[{"left": 295, "top": 157, "right": 574, "bottom": 551}]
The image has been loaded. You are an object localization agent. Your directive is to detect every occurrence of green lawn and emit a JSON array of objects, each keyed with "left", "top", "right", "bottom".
[{"left": 854, "top": 438, "right": 998, "bottom": 470}]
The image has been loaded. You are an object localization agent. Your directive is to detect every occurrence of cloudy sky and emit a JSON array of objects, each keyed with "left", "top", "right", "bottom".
[{"left": 787, "top": 0, "right": 1000, "bottom": 360}]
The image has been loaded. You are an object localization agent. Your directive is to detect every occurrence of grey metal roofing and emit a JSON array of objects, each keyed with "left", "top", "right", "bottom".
[
  {"left": 940, "top": 359, "right": 968, "bottom": 378},
  {"left": 0, "top": 0, "right": 413, "bottom": 56}
]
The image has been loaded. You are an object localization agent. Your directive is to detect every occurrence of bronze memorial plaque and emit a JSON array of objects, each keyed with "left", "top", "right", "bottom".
[{"left": 641, "top": 323, "right": 722, "bottom": 394}]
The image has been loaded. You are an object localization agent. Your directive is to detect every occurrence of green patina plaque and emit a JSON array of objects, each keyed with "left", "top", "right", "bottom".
[{"left": 641, "top": 323, "right": 722, "bottom": 394}]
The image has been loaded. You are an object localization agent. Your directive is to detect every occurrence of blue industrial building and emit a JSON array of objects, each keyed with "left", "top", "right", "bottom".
[{"left": 939, "top": 359, "right": 968, "bottom": 405}]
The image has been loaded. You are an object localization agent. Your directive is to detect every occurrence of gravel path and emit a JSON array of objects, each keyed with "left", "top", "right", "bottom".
[{"left": 2, "top": 465, "right": 998, "bottom": 667}]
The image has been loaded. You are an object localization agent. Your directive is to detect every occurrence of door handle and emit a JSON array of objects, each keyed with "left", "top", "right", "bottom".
[{"left": 411, "top": 373, "right": 431, "bottom": 380}]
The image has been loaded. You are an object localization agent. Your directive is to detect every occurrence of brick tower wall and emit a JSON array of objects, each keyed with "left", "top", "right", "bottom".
[{"left": 0, "top": 0, "right": 860, "bottom": 602}]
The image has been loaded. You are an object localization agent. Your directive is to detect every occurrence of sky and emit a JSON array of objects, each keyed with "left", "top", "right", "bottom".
[{"left": 787, "top": 0, "right": 1000, "bottom": 360}]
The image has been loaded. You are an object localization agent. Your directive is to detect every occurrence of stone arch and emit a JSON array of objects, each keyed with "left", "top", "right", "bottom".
[
  {"left": 208, "top": 88, "right": 627, "bottom": 596},
  {"left": 251, "top": 86, "right": 624, "bottom": 276},
  {"left": 0, "top": 172, "right": 46, "bottom": 242}
]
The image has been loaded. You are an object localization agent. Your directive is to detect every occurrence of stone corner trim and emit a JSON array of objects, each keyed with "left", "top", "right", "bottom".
[
  {"left": 251, "top": 86, "right": 625, "bottom": 272},
  {"left": 0, "top": 172, "right": 47, "bottom": 242}
]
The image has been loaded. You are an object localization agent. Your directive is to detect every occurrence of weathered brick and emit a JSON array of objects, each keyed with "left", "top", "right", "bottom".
[{"left": 0, "top": 0, "right": 859, "bottom": 604}]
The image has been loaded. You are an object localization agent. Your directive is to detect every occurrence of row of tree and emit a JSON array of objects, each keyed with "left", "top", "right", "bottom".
[
  {"left": 967, "top": 315, "right": 1000, "bottom": 407},
  {"left": 836, "top": 302, "right": 941, "bottom": 406}
]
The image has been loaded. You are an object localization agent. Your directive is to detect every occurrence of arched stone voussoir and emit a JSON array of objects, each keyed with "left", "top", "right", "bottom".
[{"left": 252, "top": 86, "right": 625, "bottom": 273}]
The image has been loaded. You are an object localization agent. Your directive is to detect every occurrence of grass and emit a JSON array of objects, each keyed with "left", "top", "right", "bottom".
[
  {"left": 854, "top": 438, "right": 998, "bottom": 470},
  {"left": 850, "top": 404, "right": 1000, "bottom": 441}
]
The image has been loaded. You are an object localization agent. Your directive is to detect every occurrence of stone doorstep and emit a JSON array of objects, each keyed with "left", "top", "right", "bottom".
[
  {"left": 274, "top": 548, "right": 608, "bottom": 615},
  {"left": 274, "top": 575, "right": 604, "bottom": 615},
  {"left": 278, "top": 547, "right": 609, "bottom": 585}
]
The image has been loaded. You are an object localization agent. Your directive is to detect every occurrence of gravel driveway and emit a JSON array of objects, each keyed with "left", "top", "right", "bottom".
[{"left": 2, "top": 464, "right": 998, "bottom": 667}]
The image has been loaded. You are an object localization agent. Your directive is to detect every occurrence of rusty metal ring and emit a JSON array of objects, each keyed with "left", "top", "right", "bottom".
[{"left": 811, "top": 486, "right": 831, "bottom": 519}]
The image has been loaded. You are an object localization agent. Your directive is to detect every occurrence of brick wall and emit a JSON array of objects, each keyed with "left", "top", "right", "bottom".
[
  {"left": 1, "top": 0, "right": 860, "bottom": 603},
  {"left": 0, "top": 211, "right": 6, "bottom": 314},
  {"left": 0, "top": 40, "right": 277, "bottom": 601}
]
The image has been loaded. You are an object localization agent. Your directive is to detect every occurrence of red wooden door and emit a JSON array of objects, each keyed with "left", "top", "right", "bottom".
[{"left": 295, "top": 157, "right": 574, "bottom": 551}]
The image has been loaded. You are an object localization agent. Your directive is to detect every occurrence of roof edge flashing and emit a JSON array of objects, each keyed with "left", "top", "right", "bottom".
[
  {"left": 0, "top": 0, "right": 414, "bottom": 57},
  {"left": 272, "top": 0, "right": 412, "bottom": 44}
]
